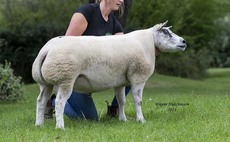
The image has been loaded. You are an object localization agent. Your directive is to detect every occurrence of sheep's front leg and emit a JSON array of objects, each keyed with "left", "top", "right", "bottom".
[
  {"left": 132, "top": 83, "right": 146, "bottom": 123},
  {"left": 55, "top": 82, "right": 74, "bottom": 129},
  {"left": 35, "top": 84, "right": 53, "bottom": 126},
  {"left": 114, "top": 86, "right": 127, "bottom": 121}
]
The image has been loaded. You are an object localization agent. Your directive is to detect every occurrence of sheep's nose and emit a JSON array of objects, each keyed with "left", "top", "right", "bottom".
[{"left": 181, "top": 38, "right": 186, "bottom": 44}]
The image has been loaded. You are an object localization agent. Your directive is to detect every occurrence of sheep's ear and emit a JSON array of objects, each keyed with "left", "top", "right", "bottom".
[
  {"left": 168, "top": 26, "right": 172, "bottom": 29},
  {"left": 157, "top": 20, "right": 168, "bottom": 31}
]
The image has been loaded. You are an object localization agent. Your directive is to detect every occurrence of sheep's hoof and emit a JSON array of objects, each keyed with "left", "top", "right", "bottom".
[
  {"left": 55, "top": 126, "right": 65, "bottom": 130},
  {"left": 119, "top": 116, "right": 127, "bottom": 122},
  {"left": 35, "top": 119, "right": 44, "bottom": 127},
  {"left": 35, "top": 123, "right": 44, "bottom": 127},
  {"left": 55, "top": 122, "right": 65, "bottom": 130},
  {"left": 136, "top": 118, "right": 146, "bottom": 124},
  {"left": 55, "top": 124, "right": 65, "bottom": 130}
]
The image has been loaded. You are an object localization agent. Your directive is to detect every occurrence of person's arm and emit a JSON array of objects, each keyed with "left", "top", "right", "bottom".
[
  {"left": 65, "top": 13, "right": 88, "bottom": 36},
  {"left": 114, "top": 32, "right": 124, "bottom": 35}
]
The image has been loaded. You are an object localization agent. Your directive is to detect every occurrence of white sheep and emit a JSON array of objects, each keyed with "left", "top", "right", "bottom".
[{"left": 32, "top": 21, "right": 186, "bottom": 129}]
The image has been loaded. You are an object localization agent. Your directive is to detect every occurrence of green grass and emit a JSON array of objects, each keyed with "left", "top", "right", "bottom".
[{"left": 0, "top": 68, "right": 230, "bottom": 142}]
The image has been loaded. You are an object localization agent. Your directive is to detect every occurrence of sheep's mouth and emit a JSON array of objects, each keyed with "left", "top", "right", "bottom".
[{"left": 177, "top": 44, "right": 187, "bottom": 48}]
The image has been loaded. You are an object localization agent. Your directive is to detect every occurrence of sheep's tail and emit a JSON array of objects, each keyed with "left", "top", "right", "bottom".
[{"left": 32, "top": 47, "right": 49, "bottom": 84}]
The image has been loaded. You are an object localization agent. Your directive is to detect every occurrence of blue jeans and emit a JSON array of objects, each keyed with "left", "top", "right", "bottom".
[{"left": 52, "top": 86, "right": 131, "bottom": 120}]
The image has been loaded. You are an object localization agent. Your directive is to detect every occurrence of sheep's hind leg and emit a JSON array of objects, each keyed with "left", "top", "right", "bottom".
[
  {"left": 132, "top": 83, "right": 146, "bottom": 123},
  {"left": 55, "top": 82, "right": 74, "bottom": 129},
  {"left": 35, "top": 84, "right": 53, "bottom": 126},
  {"left": 114, "top": 86, "right": 127, "bottom": 122}
]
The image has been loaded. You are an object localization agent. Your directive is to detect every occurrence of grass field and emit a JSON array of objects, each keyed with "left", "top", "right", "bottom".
[{"left": 0, "top": 68, "right": 229, "bottom": 142}]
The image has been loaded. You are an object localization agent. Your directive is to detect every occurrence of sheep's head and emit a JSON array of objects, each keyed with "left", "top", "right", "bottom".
[{"left": 152, "top": 21, "right": 186, "bottom": 52}]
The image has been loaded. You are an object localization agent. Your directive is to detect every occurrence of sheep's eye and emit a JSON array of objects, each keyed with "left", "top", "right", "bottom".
[
  {"left": 162, "top": 29, "right": 172, "bottom": 37},
  {"left": 162, "top": 29, "right": 168, "bottom": 34}
]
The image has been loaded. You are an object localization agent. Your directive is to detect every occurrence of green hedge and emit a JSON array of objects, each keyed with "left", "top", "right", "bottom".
[
  {"left": 126, "top": 0, "right": 225, "bottom": 79},
  {"left": 0, "top": 0, "right": 84, "bottom": 83},
  {"left": 0, "top": 61, "right": 24, "bottom": 102}
]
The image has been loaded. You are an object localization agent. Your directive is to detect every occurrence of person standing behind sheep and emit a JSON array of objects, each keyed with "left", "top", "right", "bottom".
[{"left": 44, "top": 0, "right": 131, "bottom": 121}]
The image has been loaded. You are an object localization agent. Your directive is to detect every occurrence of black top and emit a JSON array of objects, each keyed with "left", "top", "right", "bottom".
[{"left": 76, "top": 3, "right": 123, "bottom": 36}]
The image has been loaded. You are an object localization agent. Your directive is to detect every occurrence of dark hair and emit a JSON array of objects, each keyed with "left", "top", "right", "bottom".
[{"left": 88, "top": 0, "right": 124, "bottom": 17}]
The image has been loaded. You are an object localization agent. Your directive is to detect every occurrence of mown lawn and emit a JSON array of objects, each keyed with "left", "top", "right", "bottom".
[{"left": 0, "top": 68, "right": 229, "bottom": 142}]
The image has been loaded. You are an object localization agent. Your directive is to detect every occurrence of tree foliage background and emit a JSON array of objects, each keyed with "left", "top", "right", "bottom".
[
  {"left": 0, "top": 0, "right": 229, "bottom": 83},
  {"left": 127, "top": 0, "right": 230, "bottom": 78}
]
